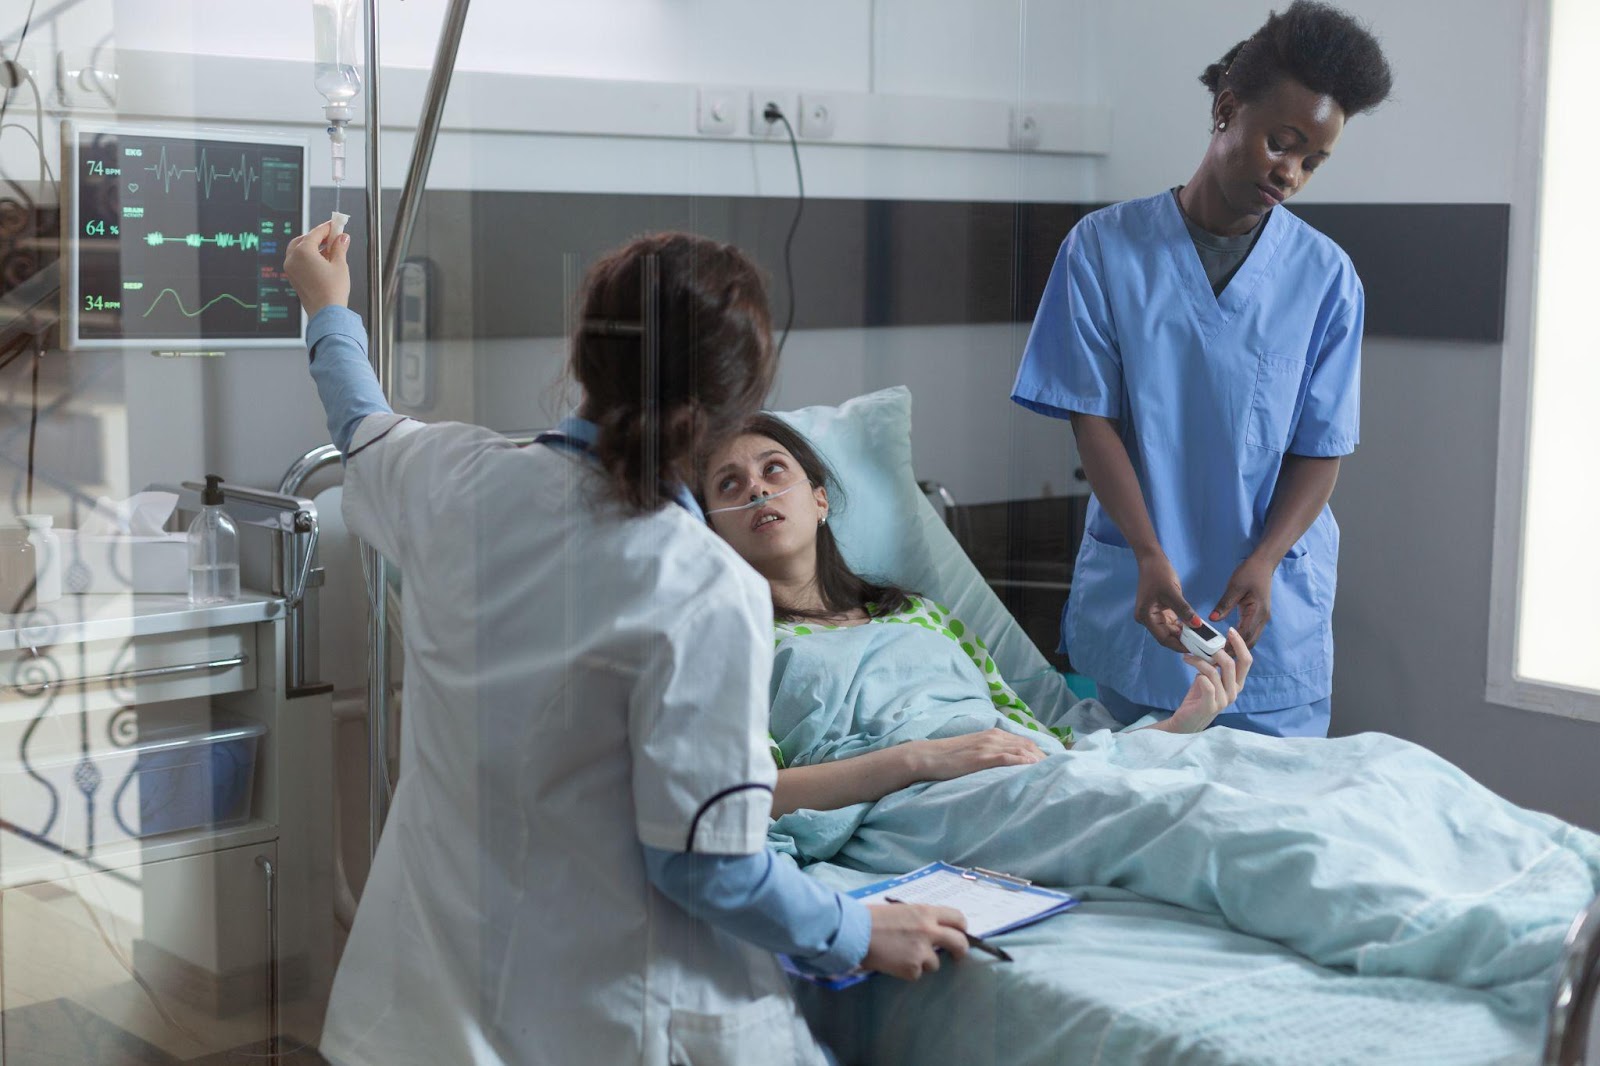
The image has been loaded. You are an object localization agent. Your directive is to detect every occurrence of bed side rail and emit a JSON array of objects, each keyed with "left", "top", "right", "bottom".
[{"left": 1545, "top": 891, "right": 1600, "bottom": 1065}]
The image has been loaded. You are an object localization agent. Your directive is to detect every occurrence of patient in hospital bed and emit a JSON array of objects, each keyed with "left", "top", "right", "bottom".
[{"left": 700, "top": 412, "right": 1600, "bottom": 1022}]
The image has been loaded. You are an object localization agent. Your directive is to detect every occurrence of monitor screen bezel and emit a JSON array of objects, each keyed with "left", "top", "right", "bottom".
[{"left": 62, "top": 120, "right": 311, "bottom": 351}]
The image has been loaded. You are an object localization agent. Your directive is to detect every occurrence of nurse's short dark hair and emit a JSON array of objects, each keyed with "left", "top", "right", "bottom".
[
  {"left": 572, "top": 233, "right": 776, "bottom": 514},
  {"left": 1200, "top": 1, "right": 1393, "bottom": 119}
]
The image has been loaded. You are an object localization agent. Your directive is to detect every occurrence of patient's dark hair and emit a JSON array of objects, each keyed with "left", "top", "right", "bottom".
[
  {"left": 571, "top": 232, "right": 776, "bottom": 514},
  {"left": 1201, "top": 1, "right": 1393, "bottom": 119},
  {"left": 723, "top": 413, "right": 913, "bottom": 624}
]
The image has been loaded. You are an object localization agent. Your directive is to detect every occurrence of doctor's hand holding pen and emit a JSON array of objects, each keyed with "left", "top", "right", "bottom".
[
  {"left": 862, "top": 903, "right": 971, "bottom": 979},
  {"left": 284, "top": 220, "right": 352, "bottom": 319}
]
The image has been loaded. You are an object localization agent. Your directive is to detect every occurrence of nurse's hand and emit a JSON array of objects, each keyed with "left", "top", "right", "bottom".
[
  {"left": 284, "top": 220, "right": 351, "bottom": 318},
  {"left": 863, "top": 904, "right": 971, "bottom": 980},
  {"left": 1152, "top": 629, "right": 1252, "bottom": 733},
  {"left": 1212, "top": 557, "right": 1274, "bottom": 646},
  {"left": 1135, "top": 553, "right": 1199, "bottom": 653}
]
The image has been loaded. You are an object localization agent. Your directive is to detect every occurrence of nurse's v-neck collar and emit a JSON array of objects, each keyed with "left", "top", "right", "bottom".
[{"left": 1159, "top": 190, "right": 1289, "bottom": 340}]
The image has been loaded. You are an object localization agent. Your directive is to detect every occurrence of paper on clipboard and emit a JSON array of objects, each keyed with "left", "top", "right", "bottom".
[
  {"left": 782, "top": 862, "right": 1077, "bottom": 989},
  {"left": 852, "top": 863, "right": 1076, "bottom": 938}
]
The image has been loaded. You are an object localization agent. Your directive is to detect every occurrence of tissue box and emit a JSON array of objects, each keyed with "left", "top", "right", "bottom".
[{"left": 57, "top": 531, "right": 188, "bottom": 594}]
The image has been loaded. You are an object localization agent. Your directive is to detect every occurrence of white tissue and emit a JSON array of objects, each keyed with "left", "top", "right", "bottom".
[
  {"left": 78, "top": 492, "right": 180, "bottom": 536},
  {"left": 330, "top": 211, "right": 350, "bottom": 238}
]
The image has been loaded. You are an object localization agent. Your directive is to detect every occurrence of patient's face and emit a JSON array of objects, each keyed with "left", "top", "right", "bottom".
[{"left": 702, "top": 434, "right": 828, "bottom": 572}]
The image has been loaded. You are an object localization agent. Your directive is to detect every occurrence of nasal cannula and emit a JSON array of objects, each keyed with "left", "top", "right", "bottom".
[{"left": 704, "top": 482, "right": 802, "bottom": 515}]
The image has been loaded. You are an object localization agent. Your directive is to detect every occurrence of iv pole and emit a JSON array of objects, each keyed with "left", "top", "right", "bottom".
[{"left": 363, "top": 0, "right": 473, "bottom": 857}]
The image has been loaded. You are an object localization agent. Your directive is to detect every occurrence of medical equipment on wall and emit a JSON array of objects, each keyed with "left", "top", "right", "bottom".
[
  {"left": 61, "top": 121, "right": 309, "bottom": 349},
  {"left": 1180, "top": 617, "right": 1227, "bottom": 660},
  {"left": 704, "top": 481, "right": 802, "bottom": 516},
  {"left": 312, "top": 0, "right": 362, "bottom": 214}
]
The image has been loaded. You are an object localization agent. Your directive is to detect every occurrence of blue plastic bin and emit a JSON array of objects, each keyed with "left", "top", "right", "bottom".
[{"left": 113, "top": 716, "right": 267, "bottom": 838}]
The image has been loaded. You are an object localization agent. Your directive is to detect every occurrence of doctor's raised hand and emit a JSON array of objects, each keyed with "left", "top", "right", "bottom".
[{"left": 283, "top": 220, "right": 351, "bottom": 317}]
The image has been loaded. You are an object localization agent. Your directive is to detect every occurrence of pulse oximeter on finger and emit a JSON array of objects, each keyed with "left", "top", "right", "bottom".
[{"left": 1180, "top": 618, "right": 1228, "bottom": 660}]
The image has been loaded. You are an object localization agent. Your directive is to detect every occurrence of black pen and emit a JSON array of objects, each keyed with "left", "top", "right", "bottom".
[{"left": 883, "top": 896, "right": 1014, "bottom": 962}]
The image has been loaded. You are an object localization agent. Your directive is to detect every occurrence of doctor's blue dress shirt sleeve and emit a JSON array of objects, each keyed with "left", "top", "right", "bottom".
[
  {"left": 643, "top": 846, "right": 872, "bottom": 975},
  {"left": 305, "top": 305, "right": 394, "bottom": 454},
  {"left": 1012, "top": 220, "right": 1123, "bottom": 422},
  {"left": 1288, "top": 278, "right": 1364, "bottom": 458}
]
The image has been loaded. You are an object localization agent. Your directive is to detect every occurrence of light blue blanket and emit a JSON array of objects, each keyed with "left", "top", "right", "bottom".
[
  {"left": 768, "top": 622, "right": 1600, "bottom": 1020},
  {"left": 798, "top": 864, "right": 1550, "bottom": 1066}
]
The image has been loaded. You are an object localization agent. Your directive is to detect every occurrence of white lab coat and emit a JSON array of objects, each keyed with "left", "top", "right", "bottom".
[{"left": 319, "top": 416, "right": 827, "bottom": 1066}]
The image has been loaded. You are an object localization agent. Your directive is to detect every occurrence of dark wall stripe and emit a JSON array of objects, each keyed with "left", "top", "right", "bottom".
[
  {"left": 1290, "top": 203, "right": 1509, "bottom": 343},
  {"left": 317, "top": 190, "right": 1507, "bottom": 344}
]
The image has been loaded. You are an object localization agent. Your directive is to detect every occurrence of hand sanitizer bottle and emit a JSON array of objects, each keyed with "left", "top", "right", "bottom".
[{"left": 188, "top": 476, "right": 240, "bottom": 605}]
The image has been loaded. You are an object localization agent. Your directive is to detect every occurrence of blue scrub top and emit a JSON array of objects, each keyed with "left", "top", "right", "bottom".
[{"left": 1012, "top": 191, "right": 1363, "bottom": 713}]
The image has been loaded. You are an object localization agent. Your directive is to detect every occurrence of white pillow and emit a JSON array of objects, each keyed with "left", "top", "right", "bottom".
[{"left": 772, "top": 386, "right": 1094, "bottom": 727}]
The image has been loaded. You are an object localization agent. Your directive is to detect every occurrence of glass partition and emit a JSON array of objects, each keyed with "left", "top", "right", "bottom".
[{"left": 0, "top": 0, "right": 1093, "bottom": 1056}]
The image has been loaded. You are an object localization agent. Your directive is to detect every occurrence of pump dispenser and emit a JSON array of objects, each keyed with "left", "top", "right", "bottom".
[{"left": 188, "top": 476, "right": 240, "bottom": 605}]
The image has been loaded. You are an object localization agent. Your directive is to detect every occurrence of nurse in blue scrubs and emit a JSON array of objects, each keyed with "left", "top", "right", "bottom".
[{"left": 1012, "top": 1, "right": 1393, "bottom": 737}]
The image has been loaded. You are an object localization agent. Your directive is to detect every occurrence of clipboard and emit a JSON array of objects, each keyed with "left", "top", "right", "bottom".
[{"left": 782, "top": 862, "right": 1078, "bottom": 989}]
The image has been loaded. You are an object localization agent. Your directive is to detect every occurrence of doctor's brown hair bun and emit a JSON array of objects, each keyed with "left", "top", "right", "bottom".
[
  {"left": 1201, "top": 1, "right": 1393, "bottom": 119},
  {"left": 572, "top": 233, "right": 776, "bottom": 514}
]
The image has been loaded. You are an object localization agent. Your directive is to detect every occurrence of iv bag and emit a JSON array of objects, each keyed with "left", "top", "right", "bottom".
[{"left": 312, "top": 0, "right": 362, "bottom": 106}]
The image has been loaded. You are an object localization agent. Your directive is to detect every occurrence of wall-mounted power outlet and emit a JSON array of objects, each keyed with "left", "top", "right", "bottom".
[
  {"left": 798, "top": 94, "right": 836, "bottom": 140},
  {"left": 750, "top": 89, "right": 800, "bottom": 139},
  {"left": 696, "top": 87, "right": 739, "bottom": 136},
  {"left": 55, "top": 47, "right": 118, "bottom": 109},
  {"left": 1009, "top": 107, "right": 1041, "bottom": 151}
]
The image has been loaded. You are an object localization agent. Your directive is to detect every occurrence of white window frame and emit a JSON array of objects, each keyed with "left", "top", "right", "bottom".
[{"left": 1486, "top": 0, "right": 1600, "bottom": 723}]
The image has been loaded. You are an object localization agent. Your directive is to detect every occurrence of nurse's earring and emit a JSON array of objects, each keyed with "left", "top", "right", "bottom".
[
  {"left": 1214, "top": 120, "right": 1228, "bottom": 133},
  {"left": 818, "top": 514, "right": 828, "bottom": 526}
]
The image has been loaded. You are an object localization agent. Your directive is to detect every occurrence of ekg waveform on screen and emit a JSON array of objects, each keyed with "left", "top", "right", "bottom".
[{"left": 141, "top": 145, "right": 262, "bottom": 200}]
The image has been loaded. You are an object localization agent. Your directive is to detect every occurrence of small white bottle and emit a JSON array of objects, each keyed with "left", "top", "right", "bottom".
[
  {"left": 17, "top": 515, "right": 60, "bottom": 604},
  {"left": 187, "top": 476, "right": 240, "bottom": 605}
]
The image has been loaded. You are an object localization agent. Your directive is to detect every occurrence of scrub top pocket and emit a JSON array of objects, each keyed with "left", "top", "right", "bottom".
[
  {"left": 1063, "top": 529, "right": 1149, "bottom": 686},
  {"left": 1244, "top": 353, "right": 1308, "bottom": 452},
  {"left": 1249, "top": 546, "right": 1331, "bottom": 682}
]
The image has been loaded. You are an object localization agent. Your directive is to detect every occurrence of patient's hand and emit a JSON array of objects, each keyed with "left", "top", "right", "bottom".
[
  {"left": 1152, "top": 628, "right": 1252, "bottom": 734},
  {"left": 905, "top": 729, "right": 1047, "bottom": 781}
]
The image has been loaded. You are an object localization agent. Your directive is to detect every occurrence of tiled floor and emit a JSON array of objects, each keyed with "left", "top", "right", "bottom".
[{"left": 1, "top": 999, "right": 331, "bottom": 1065}]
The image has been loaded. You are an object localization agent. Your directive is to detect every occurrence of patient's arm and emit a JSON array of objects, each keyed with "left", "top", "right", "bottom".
[
  {"left": 772, "top": 729, "right": 1046, "bottom": 817},
  {"left": 1143, "top": 629, "right": 1252, "bottom": 733}
]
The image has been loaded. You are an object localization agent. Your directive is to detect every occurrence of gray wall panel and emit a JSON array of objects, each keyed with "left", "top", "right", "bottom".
[{"left": 316, "top": 190, "right": 1507, "bottom": 342}]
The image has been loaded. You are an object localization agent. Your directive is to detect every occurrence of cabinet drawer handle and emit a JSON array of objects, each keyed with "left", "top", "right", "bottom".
[{"left": 2, "top": 653, "right": 249, "bottom": 694}]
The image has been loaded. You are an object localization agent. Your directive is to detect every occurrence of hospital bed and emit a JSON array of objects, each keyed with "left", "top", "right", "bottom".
[{"left": 284, "top": 392, "right": 1600, "bottom": 1066}]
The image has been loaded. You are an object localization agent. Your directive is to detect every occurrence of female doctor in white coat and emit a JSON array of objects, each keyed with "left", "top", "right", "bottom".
[{"left": 284, "top": 227, "right": 968, "bottom": 1065}]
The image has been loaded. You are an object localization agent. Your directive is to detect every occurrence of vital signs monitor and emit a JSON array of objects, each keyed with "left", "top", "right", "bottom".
[{"left": 63, "top": 122, "right": 309, "bottom": 350}]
